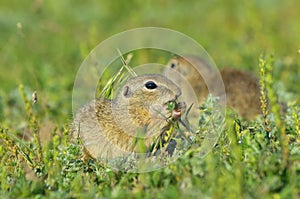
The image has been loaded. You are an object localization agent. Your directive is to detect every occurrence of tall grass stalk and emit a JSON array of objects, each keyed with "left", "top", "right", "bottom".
[
  {"left": 99, "top": 51, "right": 136, "bottom": 99},
  {"left": 259, "top": 55, "right": 289, "bottom": 168},
  {"left": 18, "top": 85, "right": 44, "bottom": 171},
  {"left": 292, "top": 105, "right": 300, "bottom": 141}
]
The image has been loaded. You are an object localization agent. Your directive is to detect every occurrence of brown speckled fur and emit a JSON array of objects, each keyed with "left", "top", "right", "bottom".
[{"left": 72, "top": 74, "right": 184, "bottom": 160}]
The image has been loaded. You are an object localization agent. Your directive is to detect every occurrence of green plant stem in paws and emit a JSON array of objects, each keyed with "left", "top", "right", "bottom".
[
  {"left": 149, "top": 122, "right": 178, "bottom": 156},
  {"left": 167, "top": 101, "right": 176, "bottom": 111},
  {"left": 148, "top": 100, "right": 190, "bottom": 156}
]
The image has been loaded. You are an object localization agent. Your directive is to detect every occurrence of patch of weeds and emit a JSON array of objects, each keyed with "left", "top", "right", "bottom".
[{"left": 1, "top": 53, "right": 300, "bottom": 198}]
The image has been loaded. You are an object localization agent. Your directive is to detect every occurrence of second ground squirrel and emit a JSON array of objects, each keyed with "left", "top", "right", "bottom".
[{"left": 164, "top": 55, "right": 261, "bottom": 119}]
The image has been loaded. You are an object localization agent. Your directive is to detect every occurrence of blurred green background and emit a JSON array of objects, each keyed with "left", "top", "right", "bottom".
[
  {"left": 0, "top": 1, "right": 300, "bottom": 198},
  {"left": 0, "top": 0, "right": 299, "bottom": 124}
]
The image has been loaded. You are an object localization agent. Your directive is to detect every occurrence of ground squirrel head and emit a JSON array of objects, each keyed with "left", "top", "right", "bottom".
[
  {"left": 116, "top": 74, "right": 181, "bottom": 104},
  {"left": 113, "top": 74, "right": 185, "bottom": 132},
  {"left": 165, "top": 55, "right": 214, "bottom": 82}
]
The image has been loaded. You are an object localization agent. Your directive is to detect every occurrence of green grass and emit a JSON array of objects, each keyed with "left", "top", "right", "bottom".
[{"left": 0, "top": 0, "right": 300, "bottom": 198}]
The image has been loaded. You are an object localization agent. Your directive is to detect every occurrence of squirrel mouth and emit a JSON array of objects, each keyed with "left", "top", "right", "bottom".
[
  {"left": 149, "top": 99, "right": 186, "bottom": 121},
  {"left": 172, "top": 108, "right": 182, "bottom": 119},
  {"left": 166, "top": 100, "right": 186, "bottom": 120}
]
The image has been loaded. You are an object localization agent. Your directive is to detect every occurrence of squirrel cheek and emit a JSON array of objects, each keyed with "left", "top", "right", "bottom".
[{"left": 149, "top": 104, "right": 164, "bottom": 118}]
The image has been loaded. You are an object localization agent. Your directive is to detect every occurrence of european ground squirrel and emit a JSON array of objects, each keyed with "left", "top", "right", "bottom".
[
  {"left": 164, "top": 55, "right": 261, "bottom": 119},
  {"left": 72, "top": 74, "right": 186, "bottom": 160}
]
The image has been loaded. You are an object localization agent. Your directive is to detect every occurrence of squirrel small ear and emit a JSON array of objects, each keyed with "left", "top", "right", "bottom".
[{"left": 123, "top": 86, "right": 132, "bottom": 98}]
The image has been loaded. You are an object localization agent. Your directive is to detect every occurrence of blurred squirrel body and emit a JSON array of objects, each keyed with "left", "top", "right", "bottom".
[{"left": 164, "top": 55, "right": 261, "bottom": 119}]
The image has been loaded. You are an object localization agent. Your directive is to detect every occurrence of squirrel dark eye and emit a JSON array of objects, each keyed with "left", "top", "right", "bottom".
[
  {"left": 145, "top": 81, "right": 157, "bottom": 89},
  {"left": 170, "top": 62, "right": 176, "bottom": 68}
]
